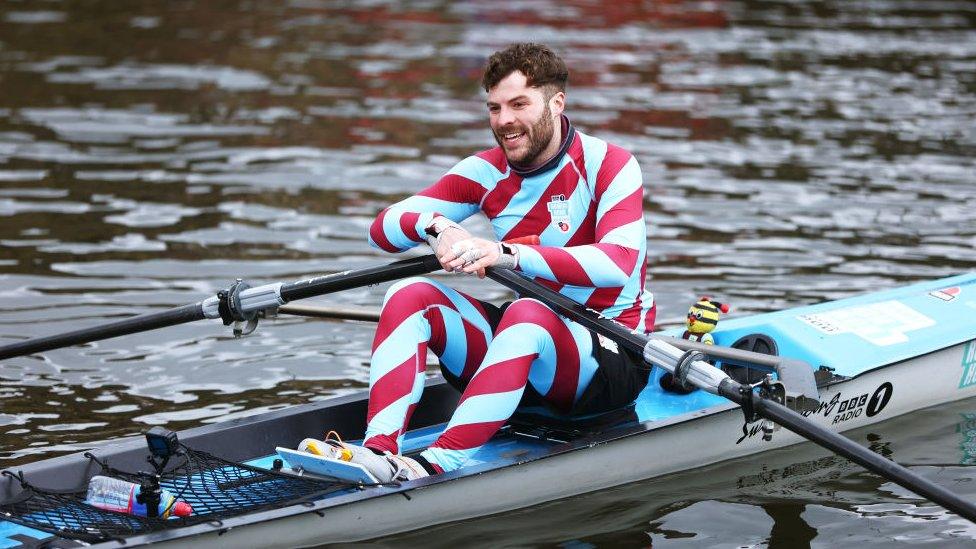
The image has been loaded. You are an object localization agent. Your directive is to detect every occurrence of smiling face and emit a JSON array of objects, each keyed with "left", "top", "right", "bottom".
[{"left": 486, "top": 70, "right": 565, "bottom": 169}]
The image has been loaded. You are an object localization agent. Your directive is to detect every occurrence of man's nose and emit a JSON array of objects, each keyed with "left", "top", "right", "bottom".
[{"left": 497, "top": 105, "right": 516, "bottom": 127}]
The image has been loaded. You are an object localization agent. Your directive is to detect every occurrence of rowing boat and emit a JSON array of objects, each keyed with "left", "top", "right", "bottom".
[{"left": 2, "top": 271, "right": 976, "bottom": 547}]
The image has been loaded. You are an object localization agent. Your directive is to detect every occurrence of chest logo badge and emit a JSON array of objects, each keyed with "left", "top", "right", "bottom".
[{"left": 547, "top": 194, "right": 571, "bottom": 233}]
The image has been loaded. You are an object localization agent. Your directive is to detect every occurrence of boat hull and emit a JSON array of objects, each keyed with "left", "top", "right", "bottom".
[
  {"left": 4, "top": 273, "right": 976, "bottom": 547},
  {"left": 124, "top": 340, "right": 976, "bottom": 547}
]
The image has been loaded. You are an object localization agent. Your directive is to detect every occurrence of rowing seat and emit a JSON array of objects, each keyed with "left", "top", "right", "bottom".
[{"left": 504, "top": 405, "right": 639, "bottom": 443}]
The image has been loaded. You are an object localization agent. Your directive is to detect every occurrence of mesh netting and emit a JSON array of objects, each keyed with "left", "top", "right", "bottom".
[
  {"left": 0, "top": 445, "right": 352, "bottom": 543},
  {"left": 0, "top": 478, "right": 145, "bottom": 543}
]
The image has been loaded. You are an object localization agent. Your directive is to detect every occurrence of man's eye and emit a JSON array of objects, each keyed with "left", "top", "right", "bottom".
[{"left": 513, "top": 102, "right": 526, "bottom": 109}]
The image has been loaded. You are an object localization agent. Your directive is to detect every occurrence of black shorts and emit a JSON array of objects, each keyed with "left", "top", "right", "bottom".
[{"left": 438, "top": 300, "right": 650, "bottom": 417}]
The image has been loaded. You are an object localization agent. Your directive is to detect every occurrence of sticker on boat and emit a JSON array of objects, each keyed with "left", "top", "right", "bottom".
[
  {"left": 960, "top": 340, "right": 976, "bottom": 389},
  {"left": 797, "top": 300, "right": 934, "bottom": 346},
  {"left": 929, "top": 286, "right": 961, "bottom": 301},
  {"left": 810, "top": 382, "right": 892, "bottom": 424},
  {"left": 737, "top": 382, "right": 894, "bottom": 443}
]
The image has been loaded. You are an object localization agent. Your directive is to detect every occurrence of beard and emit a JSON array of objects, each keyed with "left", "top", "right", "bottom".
[{"left": 493, "top": 103, "right": 556, "bottom": 169}]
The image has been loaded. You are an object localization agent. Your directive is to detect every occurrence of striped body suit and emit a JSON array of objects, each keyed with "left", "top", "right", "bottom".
[{"left": 365, "top": 119, "right": 654, "bottom": 472}]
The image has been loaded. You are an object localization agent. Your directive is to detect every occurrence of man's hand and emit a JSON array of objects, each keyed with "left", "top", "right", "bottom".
[
  {"left": 425, "top": 216, "right": 473, "bottom": 271},
  {"left": 432, "top": 226, "right": 473, "bottom": 271},
  {"left": 444, "top": 237, "right": 501, "bottom": 278}
]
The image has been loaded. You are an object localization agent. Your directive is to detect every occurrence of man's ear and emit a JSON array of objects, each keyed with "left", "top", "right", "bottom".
[{"left": 549, "top": 91, "right": 565, "bottom": 117}]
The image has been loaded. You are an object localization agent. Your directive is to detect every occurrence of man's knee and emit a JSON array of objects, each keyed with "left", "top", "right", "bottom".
[
  {"left": 383, "top": 276, "right": 444, "bottom": 310},
  {"left": 500, "top": 298, "right": 557, "bottom": 327}
]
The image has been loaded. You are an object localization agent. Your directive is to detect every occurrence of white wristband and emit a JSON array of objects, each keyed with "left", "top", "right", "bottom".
[
  {"left": 495, "top": 242, "right": 518, "bottom": 270},
  {"left": 424, "top": 216, "right": 463, "bottom": 247}
]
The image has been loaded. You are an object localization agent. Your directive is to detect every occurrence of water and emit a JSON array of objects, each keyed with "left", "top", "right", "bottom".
[{"left": 0, "top": 0, "right": 975, "bottom": 545}]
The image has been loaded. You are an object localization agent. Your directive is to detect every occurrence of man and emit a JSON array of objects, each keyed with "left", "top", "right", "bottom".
[{"left": 314, "top": 43, "right": 655, "bottom": 482}]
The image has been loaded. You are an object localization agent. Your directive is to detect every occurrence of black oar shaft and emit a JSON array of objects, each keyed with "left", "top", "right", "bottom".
[
  {"left": 280, "top": 255, "right": 441, "bottom": 302},
  {"left": 0, "top": 303, "right": 205, "bottom": 361},
  {"left": 486, "top": 267, "right": 976, "bottom": 524},
  {"left": 486, "top": 269, "right": 648, "bottom": 354},
  {"left": 745, "top": 394, "right": 976, "bottom": 522},
  {"left": 0, "top": 254, "right": 441, "bottom": 361}
]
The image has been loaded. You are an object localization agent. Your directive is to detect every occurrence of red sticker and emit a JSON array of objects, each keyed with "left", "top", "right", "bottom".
[{"left": 929, "top": 286, "right": 960, "bottom": 301}]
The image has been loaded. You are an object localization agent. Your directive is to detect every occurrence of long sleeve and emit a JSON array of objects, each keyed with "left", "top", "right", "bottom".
[{"left": 368, "top": 157, "right": 489, "bottom": 253}]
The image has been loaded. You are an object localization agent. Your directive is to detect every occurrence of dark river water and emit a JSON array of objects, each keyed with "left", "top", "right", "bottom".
[{"left": 1, "top": 0, "right": 975, "bottom": 546}]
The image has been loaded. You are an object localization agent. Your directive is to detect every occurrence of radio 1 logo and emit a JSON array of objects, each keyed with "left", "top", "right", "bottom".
[
  {"left": 738, "top": 383, "right": 893, "bottom": 443},
  {"left": 804, "top": 382, "right": 893, "bottom": 425}
]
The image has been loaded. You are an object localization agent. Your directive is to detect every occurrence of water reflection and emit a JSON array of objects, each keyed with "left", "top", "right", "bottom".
[{"left": 0, "top": 0, "right": 975, "bottom": 545}]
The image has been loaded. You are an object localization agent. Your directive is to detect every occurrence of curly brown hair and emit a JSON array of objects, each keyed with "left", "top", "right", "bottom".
[{"left": 481, "top": 43, "right": 568, "bottom": 96}]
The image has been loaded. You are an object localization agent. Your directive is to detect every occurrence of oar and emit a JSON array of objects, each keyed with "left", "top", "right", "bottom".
[
  {"left": 485, "top": 267, "right": 976, "bottom": 524},
  {"left": 277, "top": 304, "right": 381, "bottom": 322},
  {"left": 0, "top": 255, "right": 440, "bottom": 361},
  {"left": 273, "top": 235, "right": 543, "bottom": 323}
]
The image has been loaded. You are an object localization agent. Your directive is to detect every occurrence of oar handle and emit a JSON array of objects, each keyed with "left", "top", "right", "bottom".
[{"left": 503, "top": 235, "right": 541, "bottom": 245}]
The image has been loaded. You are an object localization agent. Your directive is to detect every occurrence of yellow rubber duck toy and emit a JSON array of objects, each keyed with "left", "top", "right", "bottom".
[
  {"left": 660, "top": 296, "right": 731, "bottom": 394},
  {"left": 682, "top": 296, "right": 730, "bottom": 345}
]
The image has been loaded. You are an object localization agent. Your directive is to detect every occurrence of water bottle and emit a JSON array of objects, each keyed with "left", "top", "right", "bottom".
[{"left": 85, "top": 475, "right": 193, "bottom": 518}]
